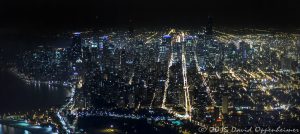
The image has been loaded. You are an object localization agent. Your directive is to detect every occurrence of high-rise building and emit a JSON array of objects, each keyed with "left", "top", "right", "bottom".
[
  {"left": 185, "top": 36, "right": 195, "bottom": 68},
  {"left": 158, "top": 35, "right": 172, "bottom": 63},
  {"left": 162, "top": 35, "right": 172, "bottom": 45},
  {"left": 69, "top": 32, "right": 83, "bottom": 82},
  {"left": 225, "top": 43, "right": 238, "bottom": 65},
  {"left": 222, "top": 95, "right": 228, "bottom": 114},
  {"left": 239, "top": 41, "right": 250, "bottom": 65},
  {"left": 90, "top": 39, "right": 101, "bottom": 63},
  {"left": 70, "top": 32, "right": 82, "bottom": 64},
  {"left": 128, "top": 93, "right": 135, "bottom": 108},
  {"left": 128, "top": 19, "right": 134, "bottom": 38},
  {"left": 281, "top": 51, "right": 292, "bottom": 73},
  {"left": 205, "top": 16, "right": 213, "bottom": 35},
  {"left": 99, "top": 36, "right": 110, "bottom": 72}
]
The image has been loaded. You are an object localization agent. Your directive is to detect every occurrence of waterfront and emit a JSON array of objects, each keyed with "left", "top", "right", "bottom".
[
  {"left": 0, "top": 124, "right": 31, "bottom": 134},
  {"left": 0, "top": 70, "right": 71, "bottom": 114},
  {"left": 0, "top": 70, "right": 71, "bottom": 133},
  {"left": 77, "top": 116, "right": 179, "bottom": 134}
]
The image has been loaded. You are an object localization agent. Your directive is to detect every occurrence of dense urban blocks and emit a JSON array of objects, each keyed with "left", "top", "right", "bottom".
[{"left": 0, "top": 27, "right": 300, "bottom": 133}]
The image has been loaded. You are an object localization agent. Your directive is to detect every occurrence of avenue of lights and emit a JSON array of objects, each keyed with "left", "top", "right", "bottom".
[{"left": 0, "top": 27, "right": 299, "bottom": 133}]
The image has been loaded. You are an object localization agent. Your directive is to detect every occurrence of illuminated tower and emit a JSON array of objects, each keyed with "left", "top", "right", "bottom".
[
  {"left": 160, "top": 35, "right": 172, "bottom": 53},
  {"left": 128, "top": 93, "right": 135, "bottom": 108},
  {"left": 162, "top": 35, "right": 172, "bottom": 45},
  {"left": 69, "top": 32, "right": 83, "bottom": 81},
  {"left": 185, "top": 36, "right": 195, "bottom": 68},
  {"left": 222, "top": 95, "right": 228, "bottom": 114},
  {"left": 99, "top": 36, "right": 109, "bottom": 72},
  {"left": 158, "top": 35, "right": 172, "bottom": 63},
  {"left": 239, "top": 41, "right": 250, "bottom": 65},
  {"left": 71, "top": 32, "right": 82, "bottom": 64},
  {"left": 90, "top": 37, "right": 101, "bottom": 63}
]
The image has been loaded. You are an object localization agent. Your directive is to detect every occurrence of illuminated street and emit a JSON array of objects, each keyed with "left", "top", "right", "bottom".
[{"left": 0, "top": 0, "right": 300, "bottom": 133}]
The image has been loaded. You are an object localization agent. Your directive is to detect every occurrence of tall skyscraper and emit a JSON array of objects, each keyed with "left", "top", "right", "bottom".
[
  {"left": 158, "top": 35, "right": 172, "bottom": 63},
  {"left": 69, "top": 32, "right": 83, "bottom": 82},
  {"left": 281, "top": 51, "right": 292, "bottom": 73},
  {"left": 222, "top": 95, "right": 228, "bottom": 114},
  {"left": 160, "top": 35, "right": 172, "bottom": 53},
  {"left": 71, "top": 32, "right": 82, "bottom": 64},
  {"left": 128, "top": 93, "right": 135, "bottom": 108},
  {"left": 90, "top": 38, "right": 101, "bottom": 63},
  {"left": 128, "top": 19, "right": 134, "bottom": 38},
  {"left": 162, "top": 35, "right": 172, "bottom": 45},
  {"left": 185, "top": 36, "right": 195, "bottom": 67},
  {"left": 205, "top": 16, "right": 213, "bottom": 35},
  {"left": 239, "top": 41, "right": 250, "bottom": 65}
]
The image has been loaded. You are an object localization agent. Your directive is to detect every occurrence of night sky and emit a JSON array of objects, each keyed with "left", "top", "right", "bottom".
[
  {"left": 0, "top": 0, "right": 299, "bottom": 31},
  {"left": 1, "top": 0, "right": 299, "bottom": 51}
]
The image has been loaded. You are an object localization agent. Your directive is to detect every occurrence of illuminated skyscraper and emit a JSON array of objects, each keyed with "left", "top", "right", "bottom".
[
  {"left": 71, "top": 32, "right": 82, "bottom": 64},
  {"left": 222, "top": 95, "right": 228, "bottom": 114},
  {"left": 239, "top": 41, "right": 250, "bottom": 65},
  {"left": 162, "top": 35, "right": 172, "bottom": 45},
  {"left": 185, "top": 36, "right": 195, "bottom": 67},
  {"left": 128, "top": 93, "right": 135, "bottom": 108},
  {"left": 99, "top": 36, "right": 110, "bottom": 72},
  {"left": 160, "top": 35, "right": 172, "bottom": 53},
  {"left": 226, "top": 43, "right": 238, "bottom": 65},
  {"left": 90, "top": 38, "right": 101, "bottom": 63},
  {"left": 158, "top": 35, "right": 172, "bottom": 63},
  {"left": 281, "top": 51, "right": 292, "bottom": 73},
  {"left": 69, "top": 32, "right": 83, "bottom": 82}
]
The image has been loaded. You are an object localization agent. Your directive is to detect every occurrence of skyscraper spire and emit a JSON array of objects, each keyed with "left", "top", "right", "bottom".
[{"left": 205, "top": 16, "right": 213, "bottom": 35}]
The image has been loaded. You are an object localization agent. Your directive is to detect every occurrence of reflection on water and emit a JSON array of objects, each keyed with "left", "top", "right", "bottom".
[
  {"left": 0, "top": 70, "right": 70, "bottom": 114},
  {"left": 0, "top": 70, "right": 70, "bottom": 133},
  {"left": 0, "top": 124, "right": 31, "bottom": 134}
]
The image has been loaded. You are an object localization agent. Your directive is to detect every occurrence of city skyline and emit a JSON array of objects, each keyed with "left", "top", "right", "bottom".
[
  {"left": 0, "top": 0, "right": 300, "bottom": 134},
  {"left": 1, "top": 24, "right": 300, "bottom": 133}
]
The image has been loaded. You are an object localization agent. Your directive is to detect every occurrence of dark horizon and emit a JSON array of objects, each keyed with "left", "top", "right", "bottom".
[
  {"left": 1, "top": 0, "right": 300, "bottom": 52},
  {"left": 0, "top": 0, "right": 300, "bottom": 31}
]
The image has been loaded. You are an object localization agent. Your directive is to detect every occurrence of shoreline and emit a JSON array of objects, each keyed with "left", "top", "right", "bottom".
[{"left": 0, "top": 119, "right": 53, "bottom": 134}]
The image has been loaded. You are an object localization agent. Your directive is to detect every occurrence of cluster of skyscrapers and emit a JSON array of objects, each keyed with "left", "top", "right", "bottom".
[{"left": 9, "top": 22, "right": 300, "bottom": 131}]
